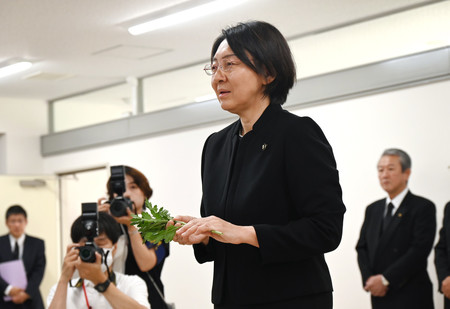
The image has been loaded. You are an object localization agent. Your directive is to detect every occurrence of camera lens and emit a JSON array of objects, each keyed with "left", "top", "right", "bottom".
[
  {"left": 110, "top": 197, "right": 132, "bottom": 217},
  {"left": 110, "top": 199, "right": 126, "bottom": 217},
  {"left": 79, "top": 246, "right": 96, "bottom": 263}
]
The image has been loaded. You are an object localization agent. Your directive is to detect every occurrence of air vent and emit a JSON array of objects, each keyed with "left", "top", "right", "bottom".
[{"left": 19, "top": 179, "right": 46, "bottom": 187}]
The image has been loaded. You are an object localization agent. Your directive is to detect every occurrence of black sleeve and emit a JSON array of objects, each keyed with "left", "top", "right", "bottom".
[
  {"left": 356, "top": 206, "right": 374, "bottom": 286},
  {"left": 435, "top": 202, "right": 450, "bottom": 290},
  {"left": 193, "top": 134, "right": 216, "bottom": 264},
  {"left": 255, "top": 117, "right": 346, "bottom": 264},
  {"left": 25, "top": 239, "right": 46, "bottom": 299}
]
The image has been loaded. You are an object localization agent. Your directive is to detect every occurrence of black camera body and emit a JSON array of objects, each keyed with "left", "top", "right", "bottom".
[
  {"left": 78, "top": 202, "right": 102, "bottom": 263},
  {"left": 109, "top": 165, "right": 133, "bottom": 217}
]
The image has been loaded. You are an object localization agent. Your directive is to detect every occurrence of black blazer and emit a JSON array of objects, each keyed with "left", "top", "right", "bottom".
[
  {"left": 356, "top": 191, "right": 436, "bottom": 309},
  {"left": 434, "top": 201, "right": 450, "bottom": 309},
  {"left": 193, "top": 104, "right": 346, "bottom": 306},
  {"left": 0, "top": 234, "right": 46, "bottom": 309},
  {"left": 123, "top": 227, "right": 169, "bottom": 309}
]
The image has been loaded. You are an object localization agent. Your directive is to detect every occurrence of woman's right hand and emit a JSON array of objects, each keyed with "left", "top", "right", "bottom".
[
  {"left": 170, "top": 215, "right": 209, "bottom": 245},
  {"left": 97, "top": 197, "right": 110, "bottom": 213}
]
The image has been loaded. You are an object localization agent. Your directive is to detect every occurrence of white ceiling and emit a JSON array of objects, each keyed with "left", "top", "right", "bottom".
[{"left": 0, "top": 0, "right": 437, "bottom": 101}]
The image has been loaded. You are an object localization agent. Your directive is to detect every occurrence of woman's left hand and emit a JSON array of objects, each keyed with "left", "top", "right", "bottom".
[{"left": 175, "top": 215, "right": 258, "bottom": 247}]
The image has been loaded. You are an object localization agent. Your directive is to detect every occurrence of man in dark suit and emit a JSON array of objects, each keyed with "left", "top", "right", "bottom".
[
  {"left": 356, "top": 148, "right": 436, "bottom": 309},
  {"left": 435, "top": 201, "right": 450, "bottom": 308},
  {"left": 0, "top": 205, "right": 46, "bottom": 309}
]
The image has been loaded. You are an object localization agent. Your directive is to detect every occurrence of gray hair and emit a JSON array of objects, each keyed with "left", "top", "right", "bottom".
[{"left": 381, "top": 148, "right": 411, "bottom": 172}]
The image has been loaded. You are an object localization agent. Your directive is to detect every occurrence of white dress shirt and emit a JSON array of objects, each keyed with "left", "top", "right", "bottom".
[
  {"left": 8, "top": 233, "right": 25, "bottom": 259},
  {"left": 4, "top": 234, "right": 26, "bottom": 296},
  {"left": 385, "top": 186, "right": 409, "bottom": 216},
  {"left": 47, "top": 272, "right": 150, "bottom": 309}
]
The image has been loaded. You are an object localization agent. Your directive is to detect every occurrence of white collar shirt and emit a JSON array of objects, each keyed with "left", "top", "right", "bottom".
[
  {"left": 3, "top": 234, "right": 26, "bottom": 296},
  {"left": 9, "top": 233, "right": 25, "bottom": 259},
  {"left": 47, "top": 272, "right": 150, "bottom": 309},
  {"left": 385, "top": 187, "right": 409, "bottom": 216}
]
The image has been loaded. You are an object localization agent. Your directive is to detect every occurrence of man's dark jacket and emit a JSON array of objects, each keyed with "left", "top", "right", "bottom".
[
  {"left": 356, "top": 191, "right": 436, "bottom": 309},
  {"left": 0, "top": 234, "right": 46, "bottom": 309}
]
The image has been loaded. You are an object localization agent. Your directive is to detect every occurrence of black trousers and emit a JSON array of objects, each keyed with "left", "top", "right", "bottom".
[
  {"left": 444, "top": 296, "right": 450, "bottom": 309},
  {"left": 214, "top": 292, "right": 333, "bottom": 309}
]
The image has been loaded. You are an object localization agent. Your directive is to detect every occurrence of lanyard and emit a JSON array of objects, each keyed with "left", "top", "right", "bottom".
[{"left": 82, "top": 281, "right": 92, "bottom": 309}]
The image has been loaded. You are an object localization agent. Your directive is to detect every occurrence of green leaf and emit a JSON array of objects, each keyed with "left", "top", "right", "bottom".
[
  {"left": 131, "top": 200, "right": 222, "bottom": 244},
  {"left": 131, "top": 200, "right": 180, "bottom": 244}
]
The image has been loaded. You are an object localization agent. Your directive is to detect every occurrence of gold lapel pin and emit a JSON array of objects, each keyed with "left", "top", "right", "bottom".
[{"left": 398, "top": 213, "right": 402, "bottom": 218}]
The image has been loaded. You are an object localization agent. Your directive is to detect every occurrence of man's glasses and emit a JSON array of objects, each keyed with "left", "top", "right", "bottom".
[{"left": 203, "top": 59, "right": 239, "bottom": 76}]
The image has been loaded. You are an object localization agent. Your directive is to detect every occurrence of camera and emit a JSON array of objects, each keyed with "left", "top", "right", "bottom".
[
  {"left": 78, "top": 202, "right": 102, "bottom": 263},
  {"left": 109, "top": 165, "right": 133, "bottom": 217}
]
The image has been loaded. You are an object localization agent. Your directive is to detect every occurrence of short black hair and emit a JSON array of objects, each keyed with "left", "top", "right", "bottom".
[
  {"left": 211, "top": 21, "right": 296, "bottom": 105},
  {"left": 5, "top": 205, "right": 27, "bottom": 220},
  {"left": 71, "top": 212, "right": 121, "bottom": 244}
]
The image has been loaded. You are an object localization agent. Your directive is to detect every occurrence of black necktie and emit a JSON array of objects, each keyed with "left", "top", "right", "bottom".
[
  {"left": 382, "top": 203, "right": 395, "bottom": 232},
  {"left": 12, "top": 241, "right": 19, "bottom": 259}
]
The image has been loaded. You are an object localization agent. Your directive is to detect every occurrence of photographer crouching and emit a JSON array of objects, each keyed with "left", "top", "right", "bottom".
[{"left": 47, "top": 204, "right": 150, "bottom": 309}]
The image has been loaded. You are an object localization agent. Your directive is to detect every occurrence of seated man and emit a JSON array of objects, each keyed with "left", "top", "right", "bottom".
[{"left": 47, "top": 212, "right": 150, "bottom": 309}]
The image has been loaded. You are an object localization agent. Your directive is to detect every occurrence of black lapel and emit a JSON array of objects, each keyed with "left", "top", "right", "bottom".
[
  {"left": 2, "top": 235, "right": 15, "bottom": 260},
  {"left": 22, "top": 235, "right": 30, "bottom": 270},
  {"left": 369, "top": 200, "right": 385, "bottom": 262},
  {"left": 378, "top": 192, "right": 410, "bottom": 247},
  {"left": 219, "top": 121, "right": 241, "bottom": 217}
]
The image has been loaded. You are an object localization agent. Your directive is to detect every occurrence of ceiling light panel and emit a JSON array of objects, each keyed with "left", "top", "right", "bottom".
[
  {"left": 0, "top": 61, "right": 32, "bottom": 79},
  {"left": 128, "top": 0, "right": 246, "bottom": 35}
]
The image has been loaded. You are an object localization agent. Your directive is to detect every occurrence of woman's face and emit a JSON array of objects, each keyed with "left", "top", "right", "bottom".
[
  {"left": 211, "top": 40, "right": 269, "bottom": 116},
  {"left": 123, "top": 174, "right": 146, "bottom": 214}
]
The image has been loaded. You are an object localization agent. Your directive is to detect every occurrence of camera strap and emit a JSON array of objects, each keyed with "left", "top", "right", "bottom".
[
  {"left": 82, "top": 281, "right": 92, "bottom": 309},
  {"left": 145, "top": 271, "right": 173, "bottom": 308},
  {"left": 69, "top": 278, "right": 83, "bottom": 288}
]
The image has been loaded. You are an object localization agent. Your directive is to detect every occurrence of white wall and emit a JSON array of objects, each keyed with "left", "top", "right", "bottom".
[
  {"left": 301, "top": 80, "right": 450, "bottom": 309},
  {"left": 0, "top": 97, "right": 47, "bottom": 174},
  {"left": 40, "top": 79, "right": 450, "bottom": 308}
]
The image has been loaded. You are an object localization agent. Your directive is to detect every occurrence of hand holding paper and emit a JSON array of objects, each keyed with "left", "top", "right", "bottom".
[{"left": 0, "top": 260, "right": 28, "bottom": 302}]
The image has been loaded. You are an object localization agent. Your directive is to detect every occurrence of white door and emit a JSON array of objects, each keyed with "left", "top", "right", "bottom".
[{"left": 58, "top": 167, "right": 109, "bottom": 263}]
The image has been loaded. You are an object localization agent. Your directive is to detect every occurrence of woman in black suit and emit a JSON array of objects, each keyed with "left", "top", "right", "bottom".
[{"left": 172, "top": 21, "right": 346, "bottom": 309}]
